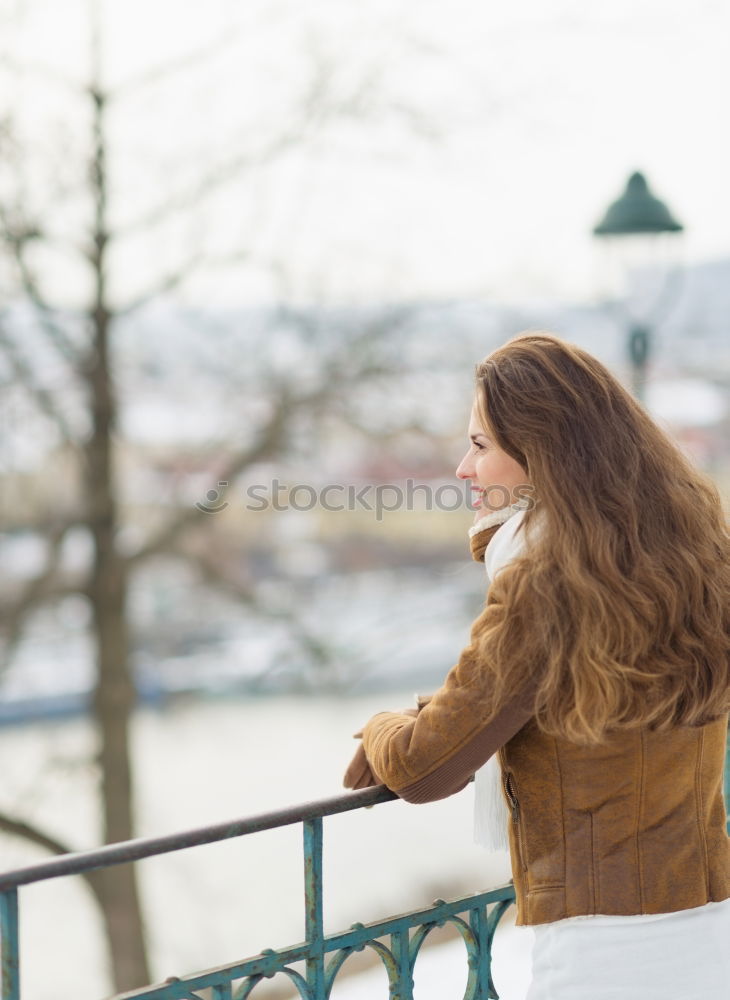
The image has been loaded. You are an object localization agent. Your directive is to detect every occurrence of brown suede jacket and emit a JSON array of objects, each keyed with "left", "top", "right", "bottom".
[{"left": 358, "top": 520, "right": 730, "bottom": 925}]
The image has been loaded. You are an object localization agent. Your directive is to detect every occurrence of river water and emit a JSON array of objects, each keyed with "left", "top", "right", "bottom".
[{"left": 0, "top": 692, "right": 525, "bottom": 1000}]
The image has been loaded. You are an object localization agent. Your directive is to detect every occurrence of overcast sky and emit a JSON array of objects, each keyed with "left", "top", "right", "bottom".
[{"left": 2, "top": 0, "right": 729, "bottom": 307}]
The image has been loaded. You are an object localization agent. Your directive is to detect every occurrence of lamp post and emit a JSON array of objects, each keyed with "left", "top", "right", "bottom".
[{"left": 592, "top": 171, "right": 684, "bottom": 402}]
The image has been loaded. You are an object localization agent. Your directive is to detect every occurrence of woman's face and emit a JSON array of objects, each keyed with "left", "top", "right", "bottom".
[{"left": 455, "top": 402, "right": 528, "bottom": 512}]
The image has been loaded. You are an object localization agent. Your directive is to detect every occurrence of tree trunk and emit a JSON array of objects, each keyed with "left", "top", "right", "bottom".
[
  {"left": 86, "top": 461, "right": 151, "bottom": 988},
  {"left": 83, "top": 50, "right": 152, "bottom": 990}
]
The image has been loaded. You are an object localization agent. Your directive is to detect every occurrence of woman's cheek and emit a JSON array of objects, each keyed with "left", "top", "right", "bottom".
[{"left": 475, "top": 456, "right": 492, "bottom": 485}]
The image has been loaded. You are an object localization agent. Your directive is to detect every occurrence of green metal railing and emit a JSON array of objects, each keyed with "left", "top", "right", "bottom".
[
  {"left": 0, "top": 785, "right": 515, "bottom": 1000},
  {"left": 1, "top": 742, "right": 729, "bottom": 1000}
]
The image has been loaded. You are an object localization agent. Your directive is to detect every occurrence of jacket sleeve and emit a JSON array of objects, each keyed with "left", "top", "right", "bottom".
[{"left": 361, "top": 593, "right": 537, "bottom": 804}]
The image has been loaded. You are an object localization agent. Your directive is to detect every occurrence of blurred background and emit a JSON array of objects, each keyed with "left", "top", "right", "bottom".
[{"left": 0, "top": 1, "right": 728, "bottom": 997}]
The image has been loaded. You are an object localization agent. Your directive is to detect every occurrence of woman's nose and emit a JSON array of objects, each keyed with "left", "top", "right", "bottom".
[{"left": 455, "top": 454, "right": 472, "bottom": 480}]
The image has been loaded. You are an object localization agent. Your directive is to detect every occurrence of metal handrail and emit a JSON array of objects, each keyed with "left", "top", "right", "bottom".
[
  {"left": 0, "top": 784, "right": 515, "bottom": 1000},
  {"left": 0, "top": 785, "right": 396, "bottom": 893},
  {"left": 2, "top": 738, "right": 729, "bottom": 1000}
]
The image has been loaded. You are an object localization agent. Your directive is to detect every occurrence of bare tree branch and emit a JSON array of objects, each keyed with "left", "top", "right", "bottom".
[
  {"left": 116, "top": 125, "right": 312, "bottom": 237},
  {"left": 126, "top": 392, "right": 292, "bottom": 565},
  {"left": 182, "top": 545, "right": 337, "bottom": 684},
  {"left": 386, "top": 99, "right": 446, "bottom": 142},
  {"left": 0, "top": 205, "right": 83, "bottom": 366},
  {"left": 118, "top": 248, "right": 255, "bottom": 318},
  {"left": 0, "top": 811, "right": 79, "bottom": 858},
  {"left": 115, "top": 35, "right": 414, "bottom": 239},
  {"left": 0, "top": 520, "right": 86, "bottom": 669},
  {"left": 0, "top": 316, "right": 81, "bottom": 447},
  {"left": 0, "top": 810, "right": 106, "bottom": 909},
  {"left": 0, "top": 55, "right": 85, "bottom": 96},
  {"left": 181, "top": 545, "right": 257, "bottom": 607},
  {"left": 123, "top": 301, "right": 418, "bottom": 567},
  {"left": 110, "top": 28, "right": 243, "bottom": 98}
]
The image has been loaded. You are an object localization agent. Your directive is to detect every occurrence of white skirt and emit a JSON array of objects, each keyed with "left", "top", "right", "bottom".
[{"left": 525, "top": 898, "right": 730, "bottom": 1000}]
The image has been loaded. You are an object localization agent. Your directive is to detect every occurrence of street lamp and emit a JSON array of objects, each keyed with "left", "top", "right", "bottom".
[{"left": 592, "top": 171, "right": 684, "bottom": 402}]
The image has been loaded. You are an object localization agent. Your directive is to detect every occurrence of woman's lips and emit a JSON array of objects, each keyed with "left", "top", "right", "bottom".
[{"left": 471, "top": 488, "right": 484, "bottom": 508}]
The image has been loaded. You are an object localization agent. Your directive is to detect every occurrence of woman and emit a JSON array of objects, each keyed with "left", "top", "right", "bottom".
[{"left": 343, "top": 332, "right": 730, "bottom": 999}]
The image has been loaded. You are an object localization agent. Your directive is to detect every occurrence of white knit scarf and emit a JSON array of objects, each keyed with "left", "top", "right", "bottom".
[{"left": 471, "top": 502, "right": 532, "bottom": 852}]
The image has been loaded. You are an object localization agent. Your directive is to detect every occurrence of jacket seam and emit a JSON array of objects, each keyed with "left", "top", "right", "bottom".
[
  {"left": 589, "top": 812, "right": 596, "bottom": 913},
  {"left": 552, "top": 737, "right": 567, "bottom": 889},
  {"left": 635, "top": 730, "right": 645, "bottom": 911},
  {"left": 694, "top": 727, "right": 710, "bottom": 898}
]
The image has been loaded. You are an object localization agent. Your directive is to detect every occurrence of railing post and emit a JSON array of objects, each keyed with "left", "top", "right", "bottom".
[
  {"left": 469, "top": 905, "right": 493, "bottom": 1000},
  {"left": 1, "top": 889, "right": 19, "bottom": 1000},
  {"left": 391, "top": 927, "right": 413, "bottom": 1000},
  {"left": 303, "top": 817, "right": 325, "bottom": 1000}
]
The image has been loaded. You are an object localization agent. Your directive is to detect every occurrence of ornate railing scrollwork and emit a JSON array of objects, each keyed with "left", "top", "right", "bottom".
[{"left": 4, "top": 751, "right": 726, "bottom": 1000}]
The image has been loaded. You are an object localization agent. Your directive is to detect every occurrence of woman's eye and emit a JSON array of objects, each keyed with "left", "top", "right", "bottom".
[{"left": 472, "top": 441, "right": 485, "bottom": 451}]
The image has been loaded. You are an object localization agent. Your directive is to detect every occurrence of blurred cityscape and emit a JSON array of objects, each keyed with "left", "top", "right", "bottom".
[{"left": 1, "top": 264, "right": 729, "bottom": 723}]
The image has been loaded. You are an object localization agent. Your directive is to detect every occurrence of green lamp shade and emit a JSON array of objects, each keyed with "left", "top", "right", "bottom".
[{"left": 593, "top": 172, "right": 683, "bottom": 236}]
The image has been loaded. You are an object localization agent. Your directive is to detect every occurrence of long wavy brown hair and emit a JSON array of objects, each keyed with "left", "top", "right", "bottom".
[{"left": 473, "top": 331, "right": 730, "bottom": 743}]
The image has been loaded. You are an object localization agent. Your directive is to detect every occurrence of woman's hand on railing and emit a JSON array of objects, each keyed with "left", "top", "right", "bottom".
[
  {"left": 343, "top": 707, "right": 420, "bottom": 791},
  {"left": 343, "top": 741, "right": 380, "bottom": 790}
]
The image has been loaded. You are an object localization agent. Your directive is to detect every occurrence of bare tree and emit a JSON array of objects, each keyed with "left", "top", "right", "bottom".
[{"left": 0, "top": 2, "right": 453, "bottom": 992}]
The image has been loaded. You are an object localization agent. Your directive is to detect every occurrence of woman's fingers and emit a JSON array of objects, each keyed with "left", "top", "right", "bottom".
[
  {"left": 346, "top": 708, "right": 419, "bottom": 787},
  {"left": 343, "top": 743, "right": 379, "bottom": 789},
  {"left": 344, "top": 744, "right": 370, "bottom": 788}
]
